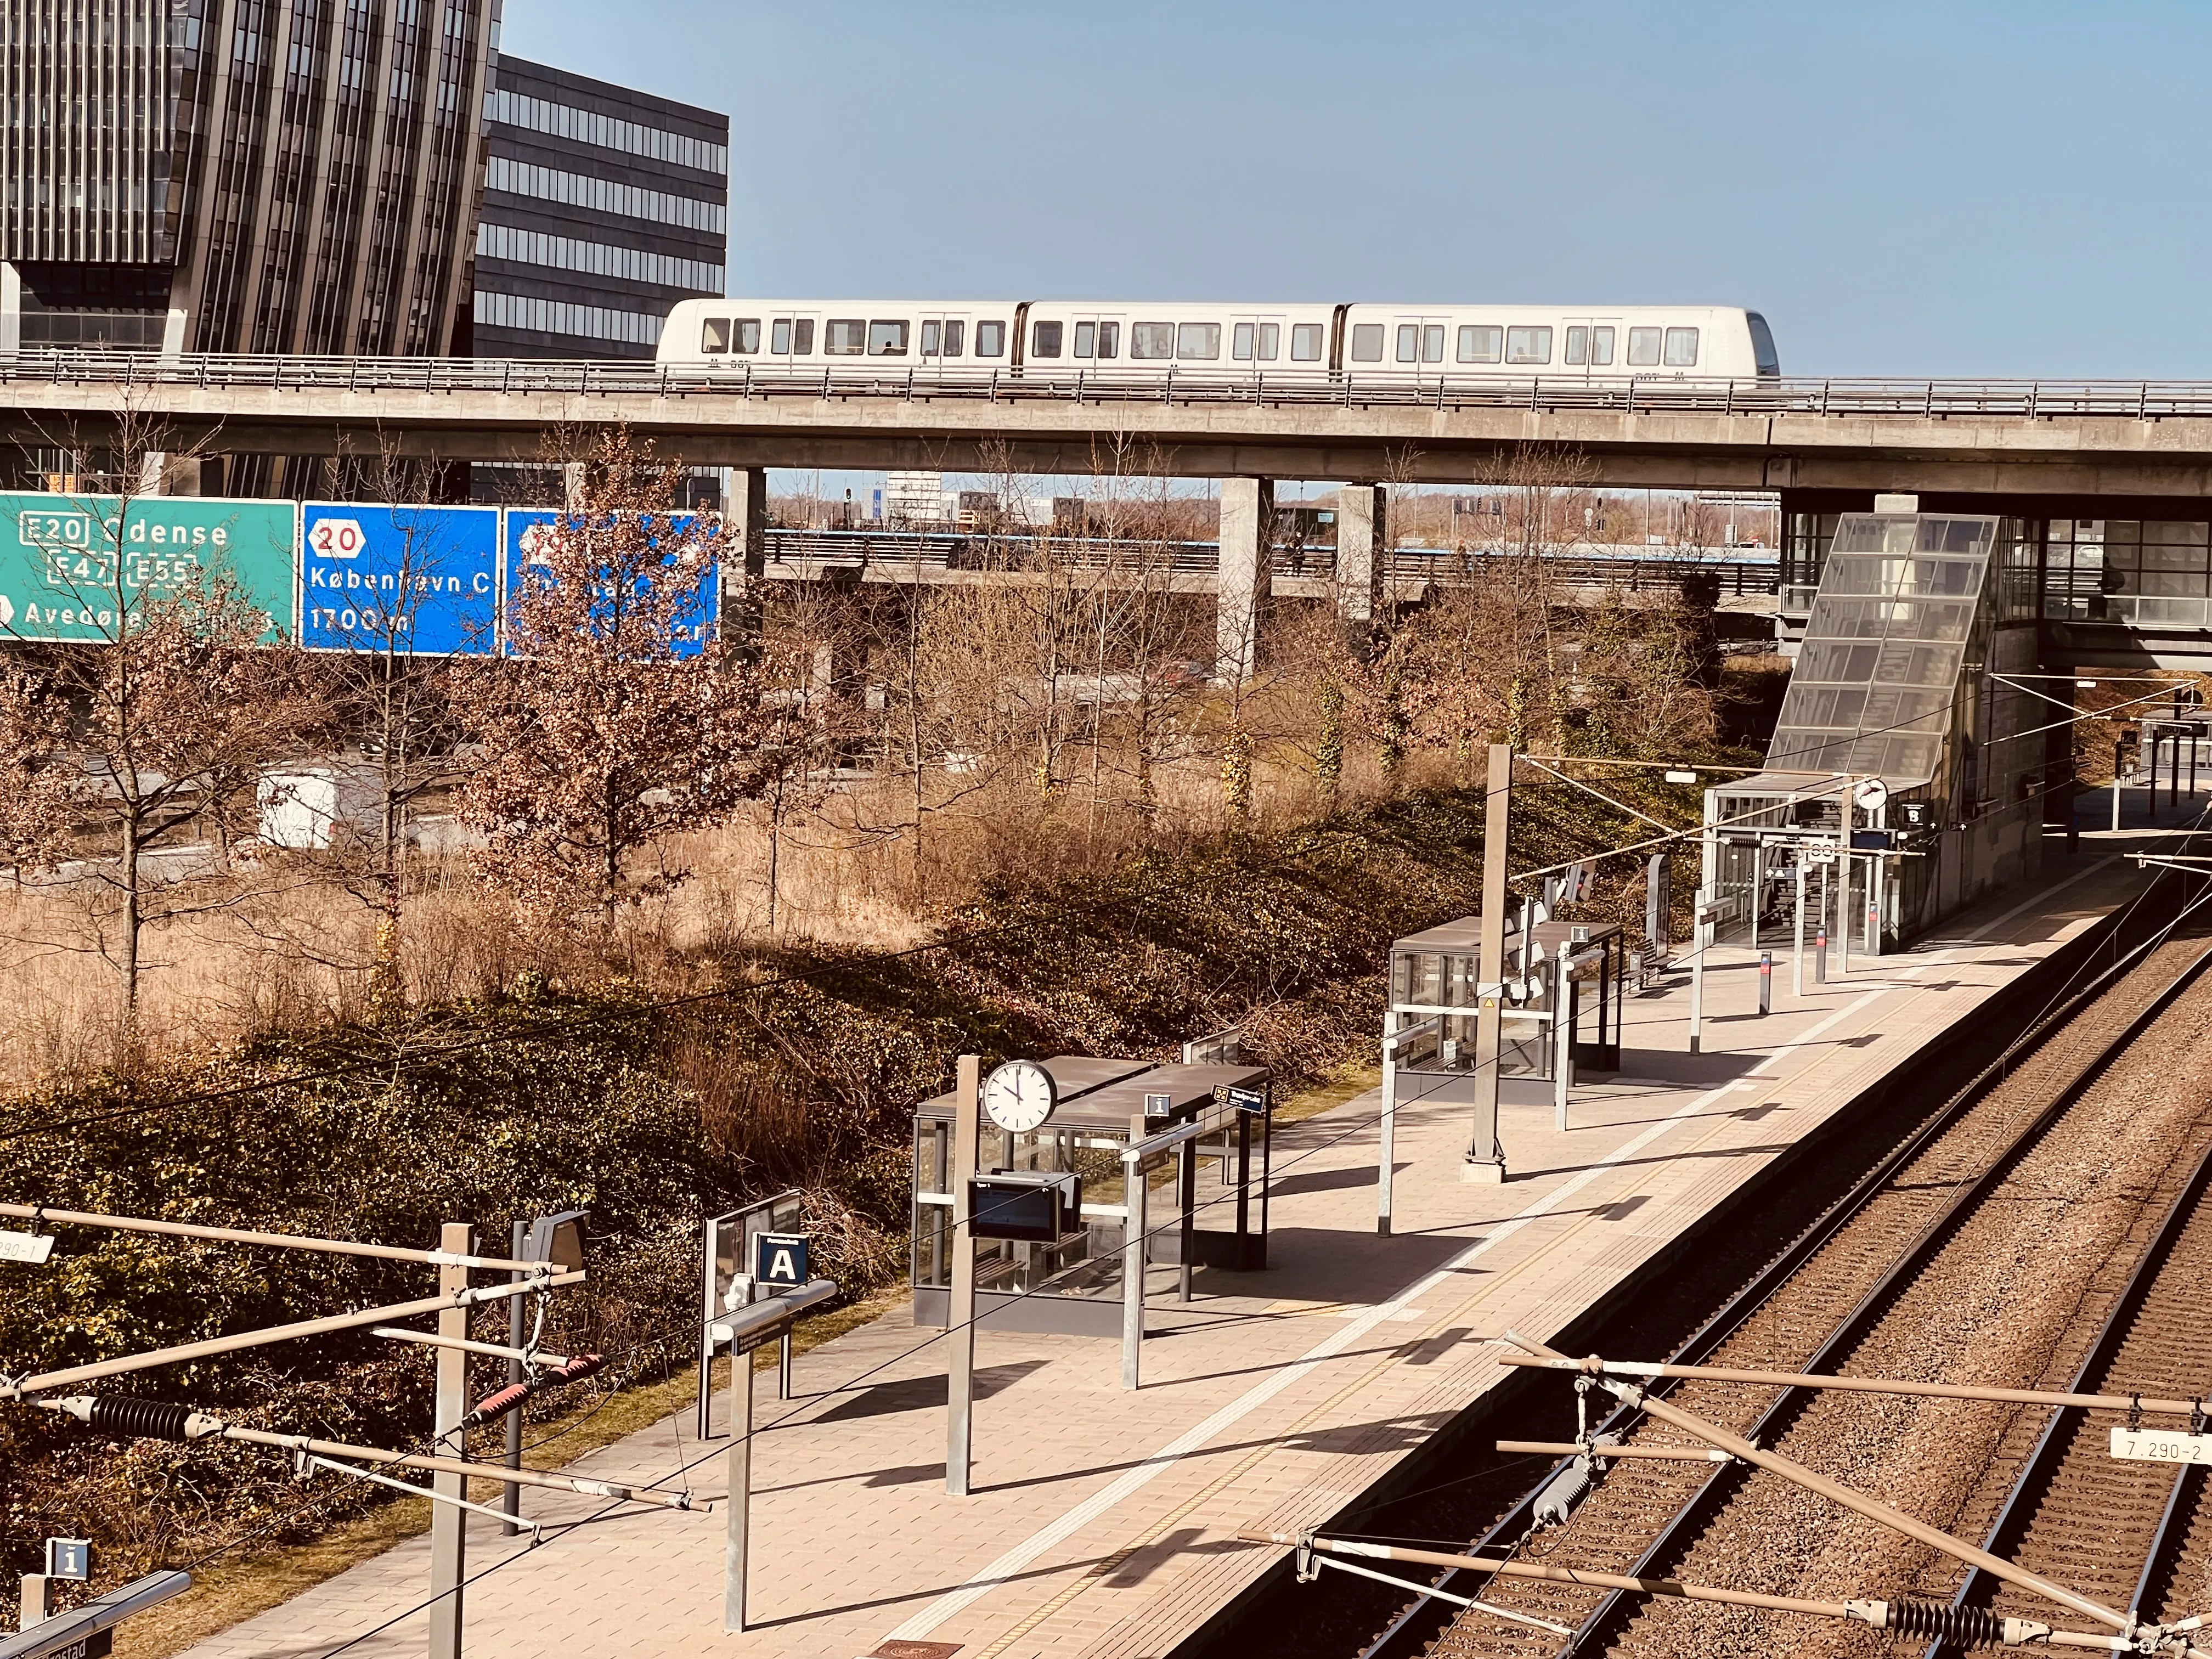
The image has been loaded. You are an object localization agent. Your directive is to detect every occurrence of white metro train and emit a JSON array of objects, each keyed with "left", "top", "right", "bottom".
[{"left": 655, "top": 299, "right": 1779, "bottom": 379}]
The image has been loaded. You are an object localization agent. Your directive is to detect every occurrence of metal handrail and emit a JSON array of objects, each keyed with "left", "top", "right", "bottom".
[{"left": 12, "top": 347, "right": 2212, "bottom": 422}]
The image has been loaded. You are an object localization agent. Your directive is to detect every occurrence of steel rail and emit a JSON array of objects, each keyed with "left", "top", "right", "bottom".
[
  {"left": 1541, "top": 921, "right": 2212, "bottom": 1659},
  {"left": 1920, "top": 1122, "right": 2212, "bottom": 1655},
  {"left": 1359, "top": 879, "right": 2212, "bottom": 1659},
  {"left": 15, "top": 348, "right": 2212, "bottom": 421}
]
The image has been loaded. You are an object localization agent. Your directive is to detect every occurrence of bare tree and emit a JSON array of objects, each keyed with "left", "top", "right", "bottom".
[{"left": 454, "top": 433, "right": 777, "bottom": 933}]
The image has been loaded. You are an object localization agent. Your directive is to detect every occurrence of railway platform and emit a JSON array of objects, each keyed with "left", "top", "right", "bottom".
[{"left": 171, "top": 838, "right": 2177, "bottom": 1659}]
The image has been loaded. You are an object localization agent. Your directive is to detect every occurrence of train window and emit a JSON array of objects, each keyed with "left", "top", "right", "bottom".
[
  {"left": 1132, "top": 323, "right": 1174, "bottom": 359},
  {"left": 1396, "top": 324, "right": 1418, "bottom": 363},
  {"left": 1096, "top": 321, "right": 1119, "bottom": 359},
  {"left": 943, "top": 320, "right": 964, "bottom": 357},
  {"left": 771, "top": 318, "right": 792, "bottom": 354},
  {"left": 1074, "top": 321, "right": 1095, "bottom": 358},
  {"left": 1351, "top": 323, "right": 1384, "bottom": 362},
  {"left": 869, "top": 320, "right": 910, "bottom": 356},
  {"left": 1627, "top": 327, "right": 1662, "bottom": 366},
  {"left": 1457, "top": 325, "right": 1502, "bottom": 364},
  {"left": 1591, "top": 326, "right": 1614, "bottom": 366},
  {"left": 793, "top": 319, "right": 814, "bottom": 354},
  {"left": 1233, "top": 322, "right": 1255, "bottom": 360},
  {"left": 921, "top": 320, "right": 941, "bottom": 356},
  {"left": 1664, "top": 327, "right": 1699, "bottom": 366},
  {"left": 1291, "top": 323, "right": 1324, "bottom": 362},
  {"left": 1258, "top": 323, "right": 1279, "bottom": 361},
  {"left": 701, "top": 317, "right": 730, "bottom": 354},
  {"left": 1032, "top": 319, "right": 1063, "bottom": 358},
  {"left": 1565, "top": 326, "right": 1587, "bottom": 366},
  {"left": 1423, "top": 324, "right": 1444, "bottom": 363},
  {"left": 1177, "top": 323, "right": 1221, "bottom": 359},
  {"left": 825, "top": 320, "right": 866, "bottom": 355},
  {"left": 1505, "top": 326, "right": 1551, "bottom": 365},
  {"left": 976, "top": 320, "right": 1005, "bottom": 357}
]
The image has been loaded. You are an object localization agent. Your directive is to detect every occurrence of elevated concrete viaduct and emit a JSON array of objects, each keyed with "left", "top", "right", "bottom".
[{"left": 15, "top": 357, "right": 2212, "bottom": 670}]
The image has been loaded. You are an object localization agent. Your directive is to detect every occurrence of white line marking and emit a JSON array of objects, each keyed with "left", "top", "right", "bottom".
[{"left": 882, "top": 864, "right": 2118, "bottom": 1644}]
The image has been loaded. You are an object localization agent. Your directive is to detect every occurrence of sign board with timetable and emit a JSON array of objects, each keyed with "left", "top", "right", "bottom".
[
  {"left": 0, "top": 493, "right": 294, "bottom": 644},
  {"left": 300, "top": 503, "right": 500, "bottom": 656}
]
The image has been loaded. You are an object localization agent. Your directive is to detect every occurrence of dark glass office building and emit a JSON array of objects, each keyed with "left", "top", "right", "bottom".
[
  {"left": 0, "top": 7, "right": 727, "bottom": 365},
  {"left": 1, "top": 0, "right": 497, "bottom": 357},
  {"left": 469, "top": 54, "right": 726, "bottom": 360}
]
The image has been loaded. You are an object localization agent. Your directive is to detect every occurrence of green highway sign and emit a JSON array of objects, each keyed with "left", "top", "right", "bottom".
[{"left": 0, "top": 493, "right": 297, "bottom": 643}]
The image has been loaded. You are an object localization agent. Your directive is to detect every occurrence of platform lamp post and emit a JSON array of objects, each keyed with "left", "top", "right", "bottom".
[{"left": 1465, "top": 743, "right": 1512, "bottom": 1182}]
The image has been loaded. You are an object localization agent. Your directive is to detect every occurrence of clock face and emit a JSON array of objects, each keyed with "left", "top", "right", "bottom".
[{"left": 983, "top": 1060, "right": 1057, "bottom": 1132}]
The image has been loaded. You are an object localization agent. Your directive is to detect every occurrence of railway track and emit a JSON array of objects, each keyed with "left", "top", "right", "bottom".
[{"left": 1362, "top": 882, "right": 2212, "bottom": 1659}]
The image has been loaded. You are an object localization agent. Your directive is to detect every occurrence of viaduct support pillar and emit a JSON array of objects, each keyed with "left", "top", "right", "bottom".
[
  {"left": 725, "top": 467, "right": 770, "bottom": 661},
  {"left": 1334, "top": 484, "right": 1386, "bottom": 625},
  {"left": 1217, "top": 477, "right": 1273, "bottom": 682}
]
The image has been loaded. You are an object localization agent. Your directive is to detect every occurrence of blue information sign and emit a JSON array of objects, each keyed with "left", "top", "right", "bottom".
[
  {"left": 301, "top": 503, "right": 500, "bottom": 656},
  {"left": 503, "top": 507, "right": 720, "bottom": 659}
]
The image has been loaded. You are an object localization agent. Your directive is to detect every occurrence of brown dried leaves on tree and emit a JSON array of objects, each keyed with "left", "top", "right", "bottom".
[{"left": 455, "top": 441, "right": 778, "bottom": 929}]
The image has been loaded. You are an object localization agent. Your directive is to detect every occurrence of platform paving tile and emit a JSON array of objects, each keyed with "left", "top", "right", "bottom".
[{"left": 166, "top": 851, "right": 2146, "bottom": 1659}]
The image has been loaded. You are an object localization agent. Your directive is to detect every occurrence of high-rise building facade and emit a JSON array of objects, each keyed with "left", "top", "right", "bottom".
[
  {"left": 469, "top": 54, "right": 725, "bottom": 360},
  {"left": 1, "top": 0, "right": 499, "bottom": 357}
]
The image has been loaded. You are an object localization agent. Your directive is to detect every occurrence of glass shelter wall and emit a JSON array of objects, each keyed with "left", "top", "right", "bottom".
[{"left": 1769, "top": 512, "right": 1997, "bottom": 797}]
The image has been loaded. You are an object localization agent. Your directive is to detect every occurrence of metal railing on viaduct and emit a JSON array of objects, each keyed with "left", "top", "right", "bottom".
[{"left": 7, "top": 350, "right": 2212, "bottom": 493}]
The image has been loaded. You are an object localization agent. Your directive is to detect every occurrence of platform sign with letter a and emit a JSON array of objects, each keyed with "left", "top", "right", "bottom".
[
  {"left": 301, "top": 503, "right": 499, "bottom": 656},
  {"left": 753, "top": 1233, "right": 809, "bottom": 1290}
]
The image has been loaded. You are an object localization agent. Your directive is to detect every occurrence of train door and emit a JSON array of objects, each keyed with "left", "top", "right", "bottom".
[
  {"left": 1229, "top": 312, "right": 1288, "bottom": 377},
  {"left": 766, "top": 311, "right": 820, "bottom": 365},
  {"left": 917, "top": 311, "right": 970, "bottom": 367},
  {"left": 1389, "top": 312, "right": 1450, "bottom": 379},
  {"left": 1562, "top": 316, "right": 1621, "bottom": 377},
  {"left": 1066, "top": 311, "right": 1126, "bottom": 369}
]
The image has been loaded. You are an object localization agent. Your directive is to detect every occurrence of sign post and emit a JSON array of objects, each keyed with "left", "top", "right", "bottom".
[
  {"left": 1122, "top": 1110, "right": 1149, "bottom": 1391},
  {"left": 1466, "top": 743, "right": 1512, "bottom": 1182},
  {"left": 946, "top": 1055, "right": 981, "bottom": 1497}
]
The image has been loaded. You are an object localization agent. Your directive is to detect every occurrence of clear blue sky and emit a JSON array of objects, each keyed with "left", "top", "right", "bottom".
[{"left": 505, "top": 1, "right": 2211, "bottom": 380}]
